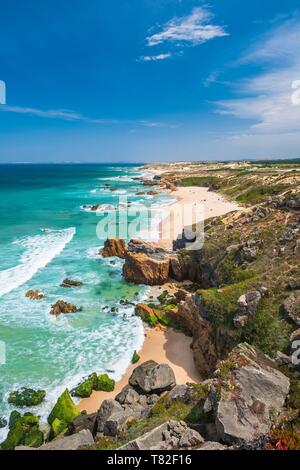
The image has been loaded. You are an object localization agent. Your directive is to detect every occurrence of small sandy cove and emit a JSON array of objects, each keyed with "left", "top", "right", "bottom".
[
  {"left": 78, "top": 327, "right": 199, "bottom": 414},
  {"left": 79, "top": 177, "right": 239, "bottom": 414}
]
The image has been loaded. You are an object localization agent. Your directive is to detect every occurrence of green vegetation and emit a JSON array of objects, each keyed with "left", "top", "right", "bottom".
[
  {"left": 235, "top": 184, "right": 289, "bottom": 204},
  {"left": 8, "top": 388, "right": 46, "bottom": 407},
  {"left": 157, "top": 290, "right": 169, "bottom": 303},
  {"left": 179, "top": 176, "right": 219, "bottom": 188},
  {"left": 216, "top": 360, "right": 235, "bottom": 380},
  {"left": 242, "top": 296, "right": 292, "bottom": 356}
]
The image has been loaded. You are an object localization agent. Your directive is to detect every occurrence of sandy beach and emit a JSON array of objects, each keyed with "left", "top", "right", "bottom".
[
  {"left": 78, "top": 327, "right": 200, "bottom": 414},
  {"left": 157, "top": 186, "right": 240, "bottom": 249},
  {"left": 79, "top": 174, "right": 239, "bottom": 414}
]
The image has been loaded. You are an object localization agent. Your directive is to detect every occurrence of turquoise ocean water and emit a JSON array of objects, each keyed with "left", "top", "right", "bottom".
[{"left": 0, "top": 164, "right": 174, "bottom": 438}]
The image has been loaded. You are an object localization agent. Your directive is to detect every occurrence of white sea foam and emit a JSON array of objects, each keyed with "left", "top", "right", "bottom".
[{"left": 0, "top": 228, "right": 76, "bottom": 297}]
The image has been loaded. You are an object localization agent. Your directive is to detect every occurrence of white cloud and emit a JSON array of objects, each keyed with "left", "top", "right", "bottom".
[
  {"left": 147, "top": 6, "right": 228, "bottom": 47},
  {"left": 0, "top": 104, "right": 178, "bottom": 129},
  {"left": 215, "top": 18, "right": 300, "bottom": 133},
  {"left": 139, "top": 53, "right": 171, "bottom": 62}
]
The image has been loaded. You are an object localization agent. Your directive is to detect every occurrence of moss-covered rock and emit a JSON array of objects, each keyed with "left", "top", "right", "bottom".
[
  {"left": 135, "top": 304, "right": 160, "bottom": 327},
  {"left": 95, "top": 374, "right": 115, "bottom": 392},
  {"left": 50, "top": 418, "right": 67, "bottom": 438},
  {"left": 8, "top": 410, "right": 21, "bottom": 429},
  {"left": 0, "top": 417, "right": 7, "bottom": 428},
  {"left": 71, "top": 373, "right": 97, "bottom": 398},
  {"left": 131, "top": 351, "right": 140, "bottom": 364},
  {"left": 0, "top": 412, "right": 42, "bottom": 450},
  {"left": 23, "top": 426, "right": 44, "bottom": 447},
  {"left": 8, "top": 387, "right": 46, "bottom": 407},
  {"left": 47, "top": 389, "right": 79, "bottom": 438}
]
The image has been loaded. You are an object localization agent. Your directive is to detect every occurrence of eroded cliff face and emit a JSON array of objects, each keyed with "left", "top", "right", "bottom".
[
  {"left": 174, "top": 294, "right": 236, "bottom": 378},
  {"left": 122, "top": 240, "right": 171, "bottom": 286}
]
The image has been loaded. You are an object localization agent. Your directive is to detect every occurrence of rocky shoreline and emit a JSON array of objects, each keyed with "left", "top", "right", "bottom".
[{"left": 2, "top": 160, "right": 300, "bottom": 451}]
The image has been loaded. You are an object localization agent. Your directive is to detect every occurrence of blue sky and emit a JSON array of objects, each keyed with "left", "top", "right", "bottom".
[{"left": 1, "top": 0, "right": 300, "bottom": 162}]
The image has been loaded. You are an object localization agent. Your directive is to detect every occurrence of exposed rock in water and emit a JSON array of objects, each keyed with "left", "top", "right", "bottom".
[
  {"left": 280, "top": 293, "right": 300, "bottom": 326},
  {"left": 8, "top": 388, "right": 46, "bottom": 407},
  {"left": 60, "top": 278, "right": 83, "bottom": 288},
  {"left": 175, "top": 294, "right": 236, "bottom": 378},
  {"left": 119, "top": 420, "right": 204, "bottom": 450},
  {"left": 123, "top": 240, "right": 170, "bottom": 285},
  {"left": 1, "top": 413, "right": 44, "bottom": 450},
  {"left": 204, "top": 343, "right": 290, "bottom": 446},
  {"left": 25, "top": 290, "right": 45, "bottom": 300},
  {"left": 37, "top": 430, "right": 94, "bottom": 450},
  {"left": 100, "top": 238, "right": 127, "bottom": 258},
  {"left": 82, "top": 204, "right": 101, "bottom": 211},
  {"left": 129, "top": 360, "right": 176, "bottom": 394},
  {"left": 71, "top": 373, "right": 97, "bottom": 398},
  {"left": 233, "top": 291, "right": 261, "bottom": 327},
  {"left": 50, "top": 300, "right": 80, "bottom": 316},
  {"left": 147, "top": 190, "right": 159, "bottom": 196}
]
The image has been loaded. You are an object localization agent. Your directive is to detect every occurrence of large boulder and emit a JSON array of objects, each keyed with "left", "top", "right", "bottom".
[
  {"left": 129, "top": 361, "right": 176, "bottom": 394},
  {"left": 100, "top": 238, "right": 127, "bottom": 258},
  {"left": 204, "top": 343, "right": 290, "bottom": 446},
  {"left": 96, "top": 399, "right": 123, "bottom": 433},
  {"left": 68, "top": 413, "right": 97, "bottom": 436},
  {"left": 47, "top": 390, "right": 80, "bottom": 438},
  {"left": 115, "top": 386, "right": 140, "bottom": 405},
  {"left": 50, "top": 300, "right": 79, "bottom": 316},
  {"left": 103, "top": 410, "right": 134, "bottom": 437},
  {"left": 119, "top": 420, "right": 204, "bottom": 450},
  {"left": 123, "top": 240, "right": 170, "bottom": 285},
  {"left": 280, "top": 293, "right": 300, "bottom": 326},
  {"left": 38, "top": 430, "right": 94, "bottom": 450}
]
